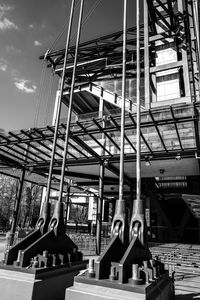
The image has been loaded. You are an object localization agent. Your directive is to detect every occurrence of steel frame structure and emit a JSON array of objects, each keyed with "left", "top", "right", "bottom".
[
  {"left": 0, "top": 0, "right": 199, "bottom": 245},
  {"left": 0, "top": 102, "right": 199, "bottom": 185},
  {"left": 41, "top": 0, "right": 199, "bottom": 104}
]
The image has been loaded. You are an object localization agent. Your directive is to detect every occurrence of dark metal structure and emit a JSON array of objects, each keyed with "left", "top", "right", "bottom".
[{"left": 0, "top": 1, "right": 199, "bottom": 290}]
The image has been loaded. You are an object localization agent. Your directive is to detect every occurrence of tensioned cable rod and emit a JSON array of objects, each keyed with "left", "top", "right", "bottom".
[
  {"left": 45, "top": 0, "right": 76, "bottom": 204},
  {"left": 58, "top": 0, "right": 85, "bottom": 203}
]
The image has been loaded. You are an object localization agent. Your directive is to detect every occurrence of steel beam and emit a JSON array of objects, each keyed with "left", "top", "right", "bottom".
[
  {"left": 93, "top": 118, "right": 120, "bottom": 151},
  {"left": 128, "top": 113, "right": 153, "bottom": 154},
  {"left": 170, "top": 106, "right": 183, "bottom": 151},
  {"left": 6, "top": 132, "right": 47, "bottom": 162},
  {"left": 109, "top": 115, "right": 136, "bottom": 152}
]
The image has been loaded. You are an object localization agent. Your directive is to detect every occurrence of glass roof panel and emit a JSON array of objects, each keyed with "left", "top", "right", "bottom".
[
  {"left": 177, "top": 122, "right": 196, "bottom": 149},
  {"left": 157, "top": 123, "right": 180, "bottom": 151}
]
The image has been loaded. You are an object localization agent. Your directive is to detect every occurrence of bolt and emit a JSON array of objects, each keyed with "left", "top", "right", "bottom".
[
  {"left": 88, "top": 259, "right": 95, "bottom": 278},
  {"left": 132, "top": 264, "right": 139, "bottom": 280},
  {"left": 109, "top": 266, "right": 117, "bottom": 281}
]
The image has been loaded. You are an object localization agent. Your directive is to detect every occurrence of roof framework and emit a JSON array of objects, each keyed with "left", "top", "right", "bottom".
[{"left": 0, "top": 103, "right": 199, "bottom": 189}]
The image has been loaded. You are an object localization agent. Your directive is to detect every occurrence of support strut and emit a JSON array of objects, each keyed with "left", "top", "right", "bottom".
[
  {"left": 83, "top": 0, "right": 152, "bottom": 284},
  {"left": 111, "top": 0, "right": 128, "bottom": 245},
  {"left": 4, "top": 0, "right": 86, "bottom": 271}
]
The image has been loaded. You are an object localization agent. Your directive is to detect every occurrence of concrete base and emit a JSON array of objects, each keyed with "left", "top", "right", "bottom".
[
  {"left": 65, "top": 273, "right": 174, "bottom": 300},
  {"left": 0, "top": 261, "right": 87, "bottom": 300}
]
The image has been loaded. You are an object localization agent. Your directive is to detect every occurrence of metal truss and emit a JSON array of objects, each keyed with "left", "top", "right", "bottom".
[
  {"left": 0, "top": 103, "right": 199, "bottom": 187},
  {"left": 41, "top": 25, "right": 145, "bottom": 85},
  {"left": 40, "top": 0, "right": 199, "bottom": 103}
]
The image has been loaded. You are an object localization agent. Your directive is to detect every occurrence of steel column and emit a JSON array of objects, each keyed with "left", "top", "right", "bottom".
[
  {"left": 111, "top": 0, "right": 127, "bottom": 244},
  {"left": 96, "top": 162, "right": 105, "bottom": 255},
  {"left": 65, "top": 185, "right": 71, "bottom": 225},
  {"left": 178, "top": 0, "right": 191, "bottom": 99},
  {"left": 119, "top": 0, "right": 127, "bottom": 206},
  {"left": 136, "top": 0, "right": 141, "bottom": 215},
  {"left": 99, "top": 87, "right": 104, "bottom": 118},
  {"left": 144, "top": 0, "right": 150, "bottom": 108},
  {"left": 129, "top": 0, "right": 146, "bottom": 245}
]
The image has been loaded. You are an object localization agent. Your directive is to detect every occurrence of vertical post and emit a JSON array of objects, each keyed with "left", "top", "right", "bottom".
[
  {"left": 99, "top": 87, "right": 104, "bottom": 118},
  {"left": 136, "top": 0, "right": 141, "bottom": 210},
  {"left": 65, "top": 185, "right": 71, "bottom": 225},
  {"left": 128, "top": 185, "right": 134, "bottom": 223},
  {"left": 198, "top": 219, "right": 200, "bottom": 244},
  {"left": 9, "top": 168, "right": 26, "bottom": 247},
  {"left": 145, "top": 196, "right": 151, "bottom": 242},
  {"left": 144, "top": 0, "right": 150, "bottom": 108},
  {"left": 177, "top": 0, "right": 191, "bottom": 99},
  {"left": 129, "top": 0, "right": 145, "bottom": 245},
  {"left": 111, "top": 0, "right": 127, "bottom": 244},
  {"left": 96, "top": 86, "right": 105, "bottom": 254},
  {"left": 52, "top": 79, "right": 61, "bottom": 126},
  {"left": 96, "top": 162, "right": 105, "bottom": 255},
  {"left": 49, "top": 0, "right": 84, "bottom": 236},
  {"left": 192, "top": 0, "right": 200, "bottom": 101},
  {"left": 119, "top": 0, "right": 127, "bottom": 207}
]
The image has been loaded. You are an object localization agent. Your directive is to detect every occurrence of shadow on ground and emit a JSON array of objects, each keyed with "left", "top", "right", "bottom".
[{"left": 176, "top": 293, "right": 200, "bottom": 299}]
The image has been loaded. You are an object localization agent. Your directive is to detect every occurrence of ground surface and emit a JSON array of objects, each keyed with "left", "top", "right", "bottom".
[{"left": 0, "top": 236, "right": 199, "bottom": 299}]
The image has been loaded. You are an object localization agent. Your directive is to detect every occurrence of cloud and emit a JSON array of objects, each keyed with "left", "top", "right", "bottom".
[
  {"left": 0, "top": 4, "right": 18, "bottom": 30},
  {"left": 34, "top": 40, "right": 42, "bottom": 46},
  {"left": 14, "top": 78, "right": 37, "bottom": 94},
  {"left": 0, "top": 17, "right": 18, "bottom": 30},
  {"left": 6, "top": 45, "right": 21, "bottom": 54},
  {"left": 0, "top": 4, "right": 12, "bottom": 13},
  {"left": 0, "top": 58, "right": 8, "bottom": 71},
  {"left": 28, "top": 22, "right": 47, "bottom": 32}
]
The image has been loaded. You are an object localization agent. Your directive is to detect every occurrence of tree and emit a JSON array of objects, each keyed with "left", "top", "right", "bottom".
[
  {"left": 0, "top": 174, "right": 42, "bottom": 230},
  {"left": 20, "top": 186, "right": 32, "bottom": 228},
  {"left": 29, "top": 184, "right": 42, "bottom": 227},
  {"left": 0, "top": 174, "right": 18, "bottom": 230}
]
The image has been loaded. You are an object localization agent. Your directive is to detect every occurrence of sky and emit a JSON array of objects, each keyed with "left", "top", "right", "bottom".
[{"left": 0, "top": 0, "right": 137, "bottom": 132}]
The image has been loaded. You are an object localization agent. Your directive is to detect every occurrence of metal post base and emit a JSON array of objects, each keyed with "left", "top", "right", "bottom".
[
  {"left": 1, "top": 228, "right": 88, "bottom": 300},
  {"left": 95, "top": 234, "right": 152, "bottom": 283},
  {"left": 65, "top": 274, "right": 174, "bottom": 300},
  {"left": 65, "top": 234, "right": 174, "bottom": 300},
  {"left": 0, "top": 259, "right": 87, "bottom": 300},
  {"left": 4, "top": 229, "right": 85, "bottom": 268}
]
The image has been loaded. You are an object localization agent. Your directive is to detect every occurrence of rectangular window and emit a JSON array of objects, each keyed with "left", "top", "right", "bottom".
[{"left": 156, "top": 71, "right": 180, "bottom": 101}]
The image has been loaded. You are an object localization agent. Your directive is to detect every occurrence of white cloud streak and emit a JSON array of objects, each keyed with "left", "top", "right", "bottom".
[
  {"left": 0, "top": 58, "right": 8, "bottom": 71},
  {"left": 0, "top": 3, "right": 18, "bottom": 30},
  {"left": 0, "top": 4, "right": 12, "bottom": 12},
  {"left": 0, "top": 17, "right": 18, "bottom": 30},
  {"left": 6, "top": 45, "right": 21, "bottom": 54},
  {"left": 34, "top": 40, "right": 42, "bottom": 46},
  {"left": 14, "top": 78, "right": 37, "bottom": 94}
]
